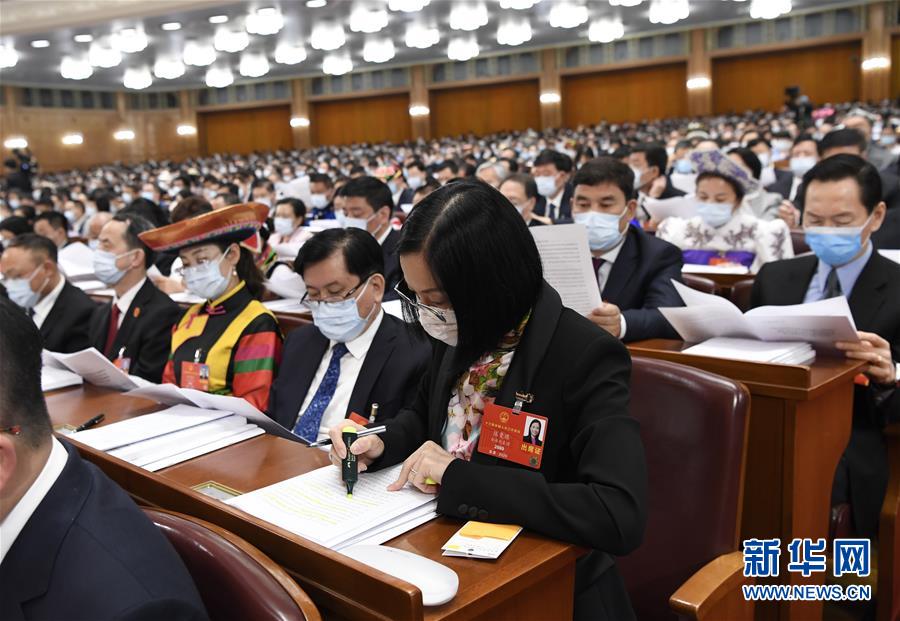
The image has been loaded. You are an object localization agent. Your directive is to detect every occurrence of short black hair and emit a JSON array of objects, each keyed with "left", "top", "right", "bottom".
[
  {"left": 631, "top": 143, "right": 669, "bottom": 175},
  {"left": 406, "top": 160, "right": 426, "bottom": 174},
  {"left": 275, "top": 197, "right": 307, "bottom": 220},
  {"left": 341, "top": 176, "right": 394, "bottom": 215},
  {"left": 120, "top": 197, "right": 168, "bottom": 228},
  {"left": 802, "top": 154, "right": 882, "bottom": 214},
  {"left": 819, "top": 128, "right": 867, "bottom": 156},
  {"left": 533, "top": 149, "right": 573, "bottom": 173},
  {"left": 34, "top": 210, "right": 69, "bottom": 232},
  {"left": 434, "top": 160, "right": 459, "bottom": 175},
  {"left": 171, "top": 197, "right": 213, "bottom": 223},
  {"left": 794, "top": 135, "right": 818, "bottom": 149},
  {"left": 0, "top": 215, "right": 31, "bottom": 237},
  {"left": 0, "top": 296, "right": 52, "bottom": 448},
  {"left": 413, "top": 177, "right": 441, "bottom": 197},
  {"left": 746, "top": 138, "right": 772, "bottom": 151},
  {"left": 252, "top": 179, "right": 275, "bottom": 193},
  {"left": 696, "top": 172, "right": 746, "bottom": 203},
  {"left": 499, "top": 157, "right": 519, "bottom": 173},
  {"left": 309, "top": 173, "right": 334, "bottom": 188},
  {"left": 7, "top": 233, "right": 58, "bottom": 263},
  {"left": 112, "top": 212, "right": 156, "bottom": 268},
  {"left": 294, "top": 227, "right": 384, "bottom": 279},
  {"left": 499, "top": 173, "right": 539, "bottom": 201},
  {"left": 398, "top": 179, "right": 543, "bottom": 376},
  {"left": 726, "top": 148, "right": 763, "bottom": 180},
  {"left": 216, "top": 192, "right": 240, "bottom": 206},
  {"left": 572, "top": 157, "right": 635, "bottom": 200}
]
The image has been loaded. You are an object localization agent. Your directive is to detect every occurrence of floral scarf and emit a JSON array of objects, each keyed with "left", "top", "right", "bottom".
[{"left": 442, "top": 313, "right": 530, "bottom": 461}]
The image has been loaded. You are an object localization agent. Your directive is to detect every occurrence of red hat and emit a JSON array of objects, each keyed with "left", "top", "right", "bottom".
[{"left": 139, "top": 202, "right": 268, "bottom": 252}]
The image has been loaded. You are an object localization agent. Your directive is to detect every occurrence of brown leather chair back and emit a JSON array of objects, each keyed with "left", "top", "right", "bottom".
[
  {"left": 143, "top": 508, "right": 321, "bottom": 621},
  {"left": 618, "top": 358, "right": 750, "bottom": 621},
  {"left": 682, "top": 274, "right": 717, "bottom": 295},
  {"left": 730, "top": 279, "right": 755, "bottom": 313},
  {"left": 791, "top": 229, "right": 810, "bottom": 255},
  {"left": 276, "top": 312, "right": 313, "bottom": 336}
]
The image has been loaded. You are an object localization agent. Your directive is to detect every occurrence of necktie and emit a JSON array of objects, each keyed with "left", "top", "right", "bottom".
[
  {"left": 104, "top": 304, "right": 120, "bottom": 356},
  {"left": 547, "top": 201, "right": 556, "bottom": 220},
  {"left": 591, "top": 257, "right": 606, "bottom": 290},
  {"left": 293, "top": 342, "right": 349, "bottom": 442},
  {"left": 823, "top": 267, "right": 842, "bottom": 299}
]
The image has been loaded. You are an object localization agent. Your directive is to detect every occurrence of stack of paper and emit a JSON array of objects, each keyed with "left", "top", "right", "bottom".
[
  {"left": 71, "top": 405, "right": 263, "bottom": 472},
  {"left": 226, "top": 464, "right": 438, "bottom": 550},
  {"left": 660, "top": 280, "right": 859, "bottom": 354},
  {"left": 530, "top": 224, "right": 602, "bottom": 316},
  {"left": 442, "top": 522, "right": 523, "bottom": 559},
  {"left": 41, "top": 366, "right": 83, "bottom": 392},
  {"left": 683, "top": 337, "right": 815, "bottom": 365},
  {"left": 43, "top": 348, "right": 144, "bottom": 391},
  {"left": 58, "top": 242, "right": 95, "bottom": 281}
]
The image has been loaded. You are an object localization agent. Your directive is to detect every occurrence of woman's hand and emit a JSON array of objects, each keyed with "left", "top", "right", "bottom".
[
  {"left": 777, "top": 200, "right": 801, "bottom": 228},
  {"left": 388, "top": 441, "right": 456, "bottom": 494},
  {"left": 836, "top": 331, "right": 896, "bottom": 386},
  {"left": 327, "top": 419, "right": 385, "bottom": 473}
]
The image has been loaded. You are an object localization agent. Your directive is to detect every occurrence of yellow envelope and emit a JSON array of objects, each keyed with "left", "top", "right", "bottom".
[{"left": 457, "top": 521, "right": 521, "bottom": 540}]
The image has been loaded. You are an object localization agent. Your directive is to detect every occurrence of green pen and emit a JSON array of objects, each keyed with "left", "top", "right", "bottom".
[{"left": 341, "top": 426, "right": 358, "bottom": 497}]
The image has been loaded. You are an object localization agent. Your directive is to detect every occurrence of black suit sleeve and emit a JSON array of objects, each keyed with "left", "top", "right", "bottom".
[
  {"left": 115, "top": 599, "right": 208, "bottom": 621},
  {"left": 621, "top": 242, "right": 683, "bottom": 342},
  {"left": 60, "top": 287, "right": 97, "bottom": 353},
  {"left": 130, "top": 302, "right": 183, "bottom": 383}
]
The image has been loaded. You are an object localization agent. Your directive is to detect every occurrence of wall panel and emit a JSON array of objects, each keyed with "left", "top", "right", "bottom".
[
  {"left": 311, "top": 94, "right": 411, "bottom": 146},
  {"left": 561, "top": 63, "right": 688, "bottom": 126},
  {"left": 891, "top": 35, "right": 900, "bottom": 99},
  {"left": 197, "top": 104, "right": 293, "bottom": 156},
  {"left": 712, "top": 42, "right": 861, "bottom": 113},
  {"left": 429, "top": 80, "right": 540, "bottom": 137}
]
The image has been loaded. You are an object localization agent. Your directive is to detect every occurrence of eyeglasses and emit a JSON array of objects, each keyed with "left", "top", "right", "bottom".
[
  {"left": 302, "top": 274, "right": 373, "bottom": 309},
  {"left": 393, "top": 283, "right": 447, "bottom": 323},
  {"left": 172, "top": 254, "right": 224, "bottom": 278},
  {"left": 0, "top": 425, "right": 21, "bottom": 436}
]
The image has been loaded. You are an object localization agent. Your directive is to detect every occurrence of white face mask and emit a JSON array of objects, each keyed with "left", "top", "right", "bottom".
[
  {"left": 183, "top": 254, "right": 231, "bottom": 301},
  {"left": 418, "top": 304, "right": 458, "bottom": 347},
  {"left": 310, "top": 193, "right": 328, "bottom": 209},
  {"left": 273, "top": 217, "right": 295, "bottom": 237},
  {"left": 534, "top": 175, "right": 557, "bottom": 198}
]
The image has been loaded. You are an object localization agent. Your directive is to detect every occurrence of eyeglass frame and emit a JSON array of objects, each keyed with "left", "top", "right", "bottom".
[
  {"left": 301, "top": 272, "right": 376, "bottom": 309},
  {"left": 392, "top": 283, "right": 447, "bottom": 323}
]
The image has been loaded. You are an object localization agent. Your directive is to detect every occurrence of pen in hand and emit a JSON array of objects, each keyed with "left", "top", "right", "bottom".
[
  {"left": 308, "top": 424, "right": 387, "bottom": 448},
  {"left": 74, "top": 413, "right": 105, "bottom": 432}
]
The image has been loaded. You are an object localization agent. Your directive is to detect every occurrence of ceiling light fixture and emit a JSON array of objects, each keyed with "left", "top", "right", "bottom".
[
  {"left": 176, "top": 124, "right": 197, "bottom": 136},
  {"left": 61, "top": 133, "right": 84, "bottom": 146},
  {"left": 648, "top": 0, "right": 690, "bottom": 24},
  {"left": 405, "top": 23, "right": 440, "bottom": 49},
  {"left": 389, "top": 0, "right": 430, "bottom": 11},
  {"left": 246, "top": 8, "right": 284, "bottom": 35},
  {"left": 161, "top": 22, "right": 182, "bottom": 31},
  {"left": 363, "top": 38, "right": 396, "bottom": 63},
  {"left": 239, "top": 52, "right": 270, "bottom": 77},
  {"left": 4, "top": 137, "right": 28, "bottom": 149},
  {"left": 497, "top": 18, "right": 532, "bottom": 46},
  {"left": 449, "top": 3, "right": 489, "bottom": 31},
  {"left": 686, "top": 76, "right": 711, "bottom": 89},
  {"left": 275, "top": 44, "right": 307, "bottom": 64},
  {"left": 205, "top": 66, "right": 234, "bottom": 87},
  {"left": 112, "top": 28, "right": 148, "bottom": 53},
  {"left": 861, "top": 56, "right": 890, "bottom": 71},
  {"left": 183, "top": 41, "right": 217, "bottom": 66},
  {"left": 0, "top": 45, "right": 19, "bottom": 68},
  {"left": 409, "top": 105, "right": 430, "bottom": 116},
  {"left": 749, "top": 0, "right": 791, "bottom": 19},
  {"left": 214, "top": 28, "right": 250, "bottom": 52},
  {"left": 310, "top": 22, "right": 346, "bottom": 50},
  {"left": 88, "top": 41, "right": 122, "bottom": 68},
  {"left": 588, "top": 18, "right": 625, "bottom": 43},
  {"left": 322, "top": 54, "right": 353, "bottom": 75},
  {"left": 548, "top": 2, "right": 588, "bottom": 28},
  {"left": 498, "top": 0, "right": 541, "bottom": 9},
  {"left": 60, "top": 56, "right": 93, "bottom": 79},
  {"left": 154, "top": 57, "right": 186, "bottom": 79},
  {"left": 113, "top": 129, "right": 136, "bottom": 141},
  {"left": 30, "top": 40, "right": 50, "bottom": 48},
  {"left": 74, "top": 34, "right": 93, "bottom": 43},
  {"left": 609, "top": 0, "right": 643, "bottom": 5},
  {"left": 447, "top": 36, "right": 479, "bottom": 61},
  {"left": 539, "top": 92, "right": 561, "bottom": 104},
  {"left": 290, "top": 116, "right": 311, "bottom": 127},
  {"left": 306, "top": 0, "right": 327, "bottom": 6},
  {"left": 123, "top": 66, "right": 153, "bottom": 89},
  {"left": 208, "top": 15, "right": 229, "bottom": 24},
  {"left": 350, "top": 7, "right": 390, "bottom": 33}
]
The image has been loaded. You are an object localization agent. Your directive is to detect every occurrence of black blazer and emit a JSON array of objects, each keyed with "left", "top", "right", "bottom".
[
  {"left": 658, "top": 175, "right": 687, "bottom": 199},
  {"left": 396, "top": 188, "right": 416, "bottom": 209},
  {"left": 371, "top": 282, "right": 647, "bottom": 621},
  {"left": 603, "top": 225, "right": 683, "bottom": 342},
  {"left": 40, "top": 280, "right": 97, "bottom": 353},
  {"left": 0, "top": 441, "right": 207, "bottom": 621},
  {"left": 765, "top": 169, "right": 795, "bottom": 200},
  {"left": 751, "top": 251, "right": 900, "bottom": 538},
  {"left": 873, "top": 207, "right": 900, "bottom": 249},
  {"left": 88, "top": 279, "right": 184, "bottom": 383},
  {"left": 268, "top": 313, "right": 431, "bottom": 431},
  {"left": 381, "top": 228, "right": 402, "bottom": 301},
  {"left": 534, "top": 183, "right": 574, "bottom": 222}
]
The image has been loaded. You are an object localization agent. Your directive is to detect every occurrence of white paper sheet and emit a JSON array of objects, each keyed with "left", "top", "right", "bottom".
[
  {"left": 142, "top": 426, "right": 263, "bottom": 472},
  {"left": 265, "top": 268, "right": 307, "bottom": 301},
  {"left": 878, "top": 249, "right": 900, "bottom": 264},
  {"left": 71, "top": 279, "right": 109, "bottom": 292},
  {"left": 226, "top": 464, "right": 438, "bottom": 549},
  {"left": 683, "top": 337, "right": 816, "bottom": 365},
  {"left": 71, "top": 405, "right": 232, "bottom": 451},
  {"left": 58, "top": 242, "right": 95, "bottom": 281},
  {"left": 309, "top": 219, "right": 342, "bottom": 231},
  {"left": 169, "top": 291, "right": 205, "bottom": 304},
  {"left": 382, "top": 299, "right": 404, "bottom": 320},
  {"left": 530, "top": 223, "right": 602, "bottom": 316},
  {"left": 263, "top": 298, "right": 308, "bottom": 313},
  {"left": 682, "top": 263, "right": 751, "bottom": 275},
  {"left": 47, "top": 348, "right": 139, "bottom": 391},
  {"left": 642, "top": 195, "right": 696, "bottom": 222},
  {"left": 42, "top": 366, "right": 83, "bottom": 392}
]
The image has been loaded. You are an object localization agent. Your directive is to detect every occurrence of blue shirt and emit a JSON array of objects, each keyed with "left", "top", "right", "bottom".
[{"left": 803, "top": 243, "right": 873, "bottom": 303}]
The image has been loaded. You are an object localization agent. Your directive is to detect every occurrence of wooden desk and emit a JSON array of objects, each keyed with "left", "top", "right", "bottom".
[
  {"left": 46, "top": 386, "right": 583, "bottom": 621},
  {"left": 628, "top": 340, "right": 865, "bottom": 621}
]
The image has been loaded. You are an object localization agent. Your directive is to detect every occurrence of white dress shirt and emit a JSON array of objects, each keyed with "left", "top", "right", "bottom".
[
  {"left": 376, "top": 226, "right": 391, "bottom": 245},
  {"left": 112, "top": 277, "right": 146, "bottom": 329},
  {"left": 31, "top": 276, "right": 66, "bottom": 329},
  {"left": 594, "top": 237, "right": 629, "bottom": 340},
  {"left": 296, "top": 309, "right": 385, "bottom": 441},
  {"left": 545, "top": 188, "right": 565, "bottom": 220},
  {"left": 0, "top": 437, "right": 68, "bottom": 563}
]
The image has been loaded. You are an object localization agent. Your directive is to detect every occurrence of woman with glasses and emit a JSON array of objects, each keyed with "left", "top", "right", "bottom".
[
  {"left": 266, "top": 228, "right": 430, "bottom": 443},
  {"left": 139, "top": 203, "right": 283, "bottom": 411},
  {"left": 327, "top": 180, "right": 647, "bottom": 621}
]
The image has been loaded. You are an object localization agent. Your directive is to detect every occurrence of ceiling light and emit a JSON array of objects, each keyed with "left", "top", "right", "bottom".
[
  {"left": 350, "top": 7, "right": 389, "bottom": 33},
  {"left": 686, "top": 76, "right": 711, "bottom": 89},
  {"left": 239, "top": 52, "right": 270, "bottom": 77},
  {"left": 275, "top": 44, "right": 307, "bottom": 64},
  {"left": 363, "top": 38, "right": 396, "bottom": 63},
  {"left": 214, "top": 28, "right": 250, "bottom": 52},
  {"left": 183, "top": 41, "right": 217, "bottom": 66},
  {"left": 648, "top": 0, "right": 690, "bottom": 24},
  {"left": 205, "top": 66, "right": 234, "bottom": 87},
  {"left": 246, "top": 8, "right": 284, "bottom": 35},
  {"left": 405, "top": 23, "right": 440, "bottom": 49},
  {"left": 4, "top": 137, "right": 28, "bottom": 149},
  {"left": 123, "top": 67, "right": 152, "bottom": 89},
  {"left": 154, "top": 57, "right": 186, "bottom": 79},
  {"left": 306, "top": 0, "right": 327, "bottom": 6},
  {"left": 498, "top": 0, "right": 541, "bottom": 8},
  {"left": 88, "top": 42, "right": 122, "bottom": 68},
  {"left": 449, "top": 3, "right": 489, "bottom": 31},
  {"left": 749, "top": 0, "right": 790, "bottom": 19},
  {"left": 60, "top": 56, "right": 93, "bottom": 79},
  {"left": 389, "top": 0, "right": 430, "bottom": 11},
  {"left": 610, "top": 0, "right": 643, "bottom": 5},
  {"left": 0, "top": 45, "right": 18, "bottom": 69},
  {"left": 74, "top": 34, "right": 93, "bottom": 43},
  {"left": 61, "top": 133, "right": 84, "bottom": 146},
  {"left": 548, "top": 2, "right": 588, "bottom": 28},
  {"left": 161, "top": 22, "right": 182, "bottom": 31},
  {"left": 862, "top": 56, "right": 890, "bottom": 71},
  {"left": 497, "top": 18, "right": 532, "bottom": 46},
  {"left": 588, "top": 19, "right": 625, "bottom": 43},
  {"left": 539, "top": 92, "right": 561, "bottom": 104},
  {"left": 290, "top": 116, "right": 310, "bottom": 127},
  {"left": 311, "top": 22, "right": 346, "bottom": 50},
  {"left": 209, "top": 15, "right": 229, "bottom": 24},
  {"left": 30, "top": 40, "right": 50, "bottom": 48},
  {"left": 322, "top": 54, "right": 353, "bottom": 75},
  {"left": 448, "top": 36, "right": 479, "bottom": 61},
  {"left": 113, "top": 129, "right": 135, "bottom": 141},
  {"left": 177, "top": 124, "right": 197, "bottom": 136},
  {"left": 409, "top": 105, "right": 430, "bottom": 116},
  {"left": 112, "top": 28, "right": 148, "bottom": 53}
]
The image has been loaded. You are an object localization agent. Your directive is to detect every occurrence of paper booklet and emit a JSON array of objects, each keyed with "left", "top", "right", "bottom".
[
  {"left": 660, "top": 280, "right": 859, "bottom": 353},
  {"left": 42, "top": 366, "right": 83, "bottom": 392},
  {"left": 43, "top": 348, "right": 144, "bottom": 392},
  {"left": 530, "top": 223, "right": 602, "bottom": 316},
  {"left": 642, "top": 195, "right": 696, "bottom": 222},
  {"left": 226, "top": 463, "right": 438, "bottom": 551},
  {"left": 58, "top": 241, "right": 95, "bottom": 281},
  {"left": 442, "top": 521, "right": 523, "bottom": 559}
]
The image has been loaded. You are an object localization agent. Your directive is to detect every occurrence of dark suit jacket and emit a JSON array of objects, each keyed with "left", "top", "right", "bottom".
[
  {"left": 873, "top": 207, "right": 900, "bottom": 250},
  {"left": 88, "top": 279, "right": 183, "bottom": 383},
  {"left": 396, "top": 188, "right": 416, "bottom": 209},
  {"left": 268, "top": 313, "right": 431, "bottom": 431},
  {"left": 534, "top": 183, "right": 574, "bottom": 222},
  {"left": 765, "top": 169, "right": 795, "bottom": 200},
  {"left": 40, "top": 280, "right": 96, "bottom": 353},
  {"left": 603, "top": 226, "right": 683, "bottom": 342},
  {"left": 658, "top": 176, "right": 687, "bottom": 199},
  {"left": 381, "top": 228, "right": 402, "bottom": 301},
  {"left": 751, "top": 252, "right": 900, "bottom": 538},
  {"left": 371, "top": 282, "right": 647, "bottom": 621},
  {"left": 0, "top": 441, "right": 207, "bottom": 621}
]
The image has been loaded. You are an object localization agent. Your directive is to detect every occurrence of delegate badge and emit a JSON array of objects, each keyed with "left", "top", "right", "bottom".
[
  {"left": 476, "top": 401, "right": 548, "bottom": 469},
  {"left": 180, "top": 361, "right": 211, "bottom": 392}
]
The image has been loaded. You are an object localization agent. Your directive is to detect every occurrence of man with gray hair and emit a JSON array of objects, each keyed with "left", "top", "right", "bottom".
[{"left": 475, "top": 161, "right": 507, "bottom": 188}]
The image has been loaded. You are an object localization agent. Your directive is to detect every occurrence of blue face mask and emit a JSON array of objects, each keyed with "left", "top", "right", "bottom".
[
  {"left": 696, "top": 201, "right": 734, "bottom": 228},
  {"left": 573, "top": 208, "right": 628, "bottom": 252},
  {"left": 93, "top": 249, "right": 135, "bottom": 286},
  {"left": 309, "top": 278, "right": 375, "bottom": 342},
  {"left": 5, "top": 265, "right": 45, "bottom": 310},
  {"left": 183, "top": 254, "right": 231, "bottom": 301},
  {"left": 673, "top": 159, "right": 693, "bottom": 174},
  {"left": 804, "top": 217, "right": 871, "bottom": 267}
]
